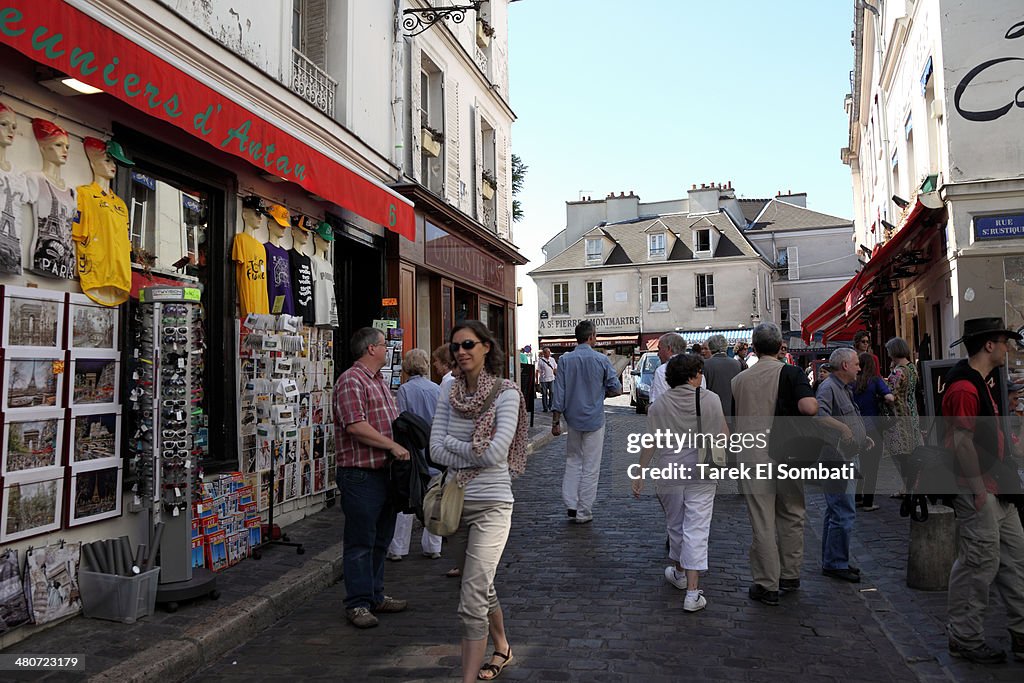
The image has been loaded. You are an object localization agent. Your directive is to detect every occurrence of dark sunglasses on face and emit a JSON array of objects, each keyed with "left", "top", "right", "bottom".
[{"left": 450, "top": 339, "right": 484, "bottom": 355}]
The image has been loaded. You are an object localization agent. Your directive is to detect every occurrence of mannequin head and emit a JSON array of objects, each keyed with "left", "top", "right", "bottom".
[
  {"left": 83, "top": 137, "right": 117, "bottom": 182},
  {"left": 32, "top": 118, "right": 70, "bottom": 166},
  {"left": 313, "top": 233, "right": 331, "bottom": 255},
  {"left": 265, "top": 204, "right": 290, "bottom": 243},
  {"left": 0, "top": 102, "right": 16, "bottom": 149},
  {"left": 293, "top": 226, "right": 311, "bottom": 246},
  {"left": 241, "top": 207, "right": 263, "bottom": 232}
]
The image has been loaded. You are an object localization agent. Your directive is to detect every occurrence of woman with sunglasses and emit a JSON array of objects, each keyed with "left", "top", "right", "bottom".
[{"left": 430, "top": 321, "right": 529, "bottom": 682}]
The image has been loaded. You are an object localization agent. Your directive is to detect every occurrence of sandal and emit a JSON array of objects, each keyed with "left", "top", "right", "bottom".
[
  {"left": 478, "top": 647, "right": 513, "bottom": 680},
  {"left": 446, "top": 567, "right": 462, "bottom": 578}
]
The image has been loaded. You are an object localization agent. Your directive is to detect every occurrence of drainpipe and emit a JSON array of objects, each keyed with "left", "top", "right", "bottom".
[
  {"left": 636, "top": 266, "right": 644, "bottom": 356},
  {"left": 391, "top": 0, "right": 406, "bottom": 172}
]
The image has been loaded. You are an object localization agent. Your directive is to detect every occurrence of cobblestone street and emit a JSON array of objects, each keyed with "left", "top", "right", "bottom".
[{"left": 180, "top": 401, "right": 1018, "bottom": 681}]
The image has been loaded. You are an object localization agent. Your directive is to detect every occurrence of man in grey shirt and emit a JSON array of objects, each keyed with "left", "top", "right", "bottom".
[
  {"left": 816, "top": 347, "right": 871, "bottom": 583},
  {"left": 551, "top": 321, "right": 621, "bottom": 524}
]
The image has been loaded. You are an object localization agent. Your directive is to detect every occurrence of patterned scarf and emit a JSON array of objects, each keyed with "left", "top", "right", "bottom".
[{"left": 448, "top": 369, "right": 530, "bottom": 486}]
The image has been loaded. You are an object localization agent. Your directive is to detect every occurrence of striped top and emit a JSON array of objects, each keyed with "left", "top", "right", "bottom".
[{"left": 430, "top": 381, "right": 519, "bottom": 502}]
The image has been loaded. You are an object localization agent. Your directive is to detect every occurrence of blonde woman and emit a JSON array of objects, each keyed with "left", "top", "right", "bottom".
[{"left": 430, "top": 321, "right": 529, "bottom": 682}]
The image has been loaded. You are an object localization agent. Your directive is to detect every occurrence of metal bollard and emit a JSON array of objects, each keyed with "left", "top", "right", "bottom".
[{"left": 906, "top": 503, "right": 956, "bottom": 590}]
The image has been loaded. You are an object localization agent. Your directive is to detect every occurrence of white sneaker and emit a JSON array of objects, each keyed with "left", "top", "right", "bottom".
[
  {"left": 663, "top": 566, "right": 686, "bottom": 590},
  {"left": 683, "top": 590, "right": 707, "bottom": 612},
  {"left": 574, "top": 513, "right": 593, "bottom": 524}
]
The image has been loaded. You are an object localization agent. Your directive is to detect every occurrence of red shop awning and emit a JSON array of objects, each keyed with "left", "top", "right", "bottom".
[
  {"left": 1, "top": 0, "right": 415, "bottom": 240},
  {"left": 801, "top": 275, "right": 862, "bottom": 343}
]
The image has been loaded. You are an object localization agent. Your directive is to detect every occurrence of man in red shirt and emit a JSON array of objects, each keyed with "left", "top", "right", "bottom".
[
  {"left": 334, "top": 327, "right": 410, "bottom": 628},
  {"left": 942, "top": 317, "right": 1024, "bottom": 665}
]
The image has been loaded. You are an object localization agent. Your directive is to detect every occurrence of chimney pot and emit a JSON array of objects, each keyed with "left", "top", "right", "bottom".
[
  {"left": 692, "top": 184, "right": 697, "bottom": 190},
  {"left": 701, "top": 183, "right": 706, "bottom": 189}
]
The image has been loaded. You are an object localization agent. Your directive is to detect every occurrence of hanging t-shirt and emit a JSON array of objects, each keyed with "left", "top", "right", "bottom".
[
  {"left": 290, "top": 249, "right": 315, "bottom": 325},
  {"left": 25, "top": 172, "right": 76, "bottom": 279},
  {"left": 309, "top": 253, "right": 338, "bottom": 327},
  {"left": 0, "top": 165, "right": 28, "bottom": 275},
  {"left": 232, "top": 232, "right": 269, "bottom": 317},
  {"left": 264, "top": 241, "right": 294, "bottom": 315},
  {"left": 72, "top": 182, "right": 132, "bottom": 306}
]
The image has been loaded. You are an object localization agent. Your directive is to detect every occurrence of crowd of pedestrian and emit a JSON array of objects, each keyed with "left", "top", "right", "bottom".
[{"left": 330, "top": 314, "right": 1024, "bottom": 675}]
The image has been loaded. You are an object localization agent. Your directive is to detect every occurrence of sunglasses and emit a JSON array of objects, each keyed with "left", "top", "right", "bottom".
[{"left": 450, "top": 339, "right": 485, "bottom": 354}]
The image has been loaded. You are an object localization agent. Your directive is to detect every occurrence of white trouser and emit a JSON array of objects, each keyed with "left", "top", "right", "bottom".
[
  {"left": 658, "top": 481, "right": 717, "bottom": 571},
  {"left": 563, "top": 425, "right": 606, "bottom": 517},
  {"left": 388, "top": 512, "right": 443, "bottom": 556}
]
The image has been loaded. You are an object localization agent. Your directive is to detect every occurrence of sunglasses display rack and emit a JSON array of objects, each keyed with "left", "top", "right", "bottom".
[{"left": 127, "top": 286, "right": 217, "bottom": 609}]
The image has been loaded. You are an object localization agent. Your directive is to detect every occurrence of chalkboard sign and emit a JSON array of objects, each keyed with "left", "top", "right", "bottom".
[{"left": 921, "top": 359, "right": 1008, "bottom": 443}]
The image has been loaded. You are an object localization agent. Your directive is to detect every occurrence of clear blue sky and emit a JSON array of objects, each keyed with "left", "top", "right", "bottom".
[{"left": 508, "top": 0, "right": 855, "bottom": 350}]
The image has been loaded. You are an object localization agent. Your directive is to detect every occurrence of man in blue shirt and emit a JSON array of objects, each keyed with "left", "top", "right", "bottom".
[{"left": 551, "top": 321, "right": 622, "bottom": 524}]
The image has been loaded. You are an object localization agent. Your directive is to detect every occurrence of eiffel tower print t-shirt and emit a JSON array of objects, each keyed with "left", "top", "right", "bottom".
[
  {"left": 0, "top": 165, "right": 28, "bottom": 275},
  {"left": 263, "top": 241, "right": 295, "bottom": 315},
  {"left": 25, "top": 171, "right": 76, "bottom": 279}
]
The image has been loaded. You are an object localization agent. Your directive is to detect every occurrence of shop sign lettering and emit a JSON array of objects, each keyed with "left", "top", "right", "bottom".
[
  {"left": 425, "top": 223, "right": 505, "bottom": 296},
  {"left": 953, "top": 20, "right": 1024, "bottom": 123},
  {"left": 539, "top": 316, "right": 640, "bottom": 333}
]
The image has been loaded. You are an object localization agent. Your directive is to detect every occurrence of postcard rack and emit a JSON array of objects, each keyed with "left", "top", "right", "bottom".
[{"left": 128, "top": 286, "right": 216, "bottom": 609}]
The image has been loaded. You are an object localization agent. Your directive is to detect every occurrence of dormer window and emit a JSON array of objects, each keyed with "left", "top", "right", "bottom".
[
  {"left": 695, "top": 229, "right": 711, "bottom": 254},
  {"left": 648, "top": 233, "right": 666, "bottom": 259},
  {"left": 585, "top": 238, "right": 603, "bottom": 264}
]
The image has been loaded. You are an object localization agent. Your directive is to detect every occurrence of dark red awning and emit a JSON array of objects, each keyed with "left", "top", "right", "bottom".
[
  {"left": 2, "top": 0, "right": 415, "bottom": 239},
  {"left": 801, "top": 275, "right": 861, "bottom": 342}
]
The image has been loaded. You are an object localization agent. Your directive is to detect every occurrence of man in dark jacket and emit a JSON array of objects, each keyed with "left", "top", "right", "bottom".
[
  {"left": 703, "top": 334, "right": 740, "bottom": 427},
  {"left": 943, "top": 317, "right": 1024, "bottom": 665}
]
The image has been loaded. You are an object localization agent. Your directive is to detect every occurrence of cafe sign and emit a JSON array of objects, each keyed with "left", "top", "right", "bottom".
[
  {"left": 539, "top": 316, "right": 641, "bottom": 335},
  {"left": 425, "top": 223, "right": 505, "bottom": 297}
]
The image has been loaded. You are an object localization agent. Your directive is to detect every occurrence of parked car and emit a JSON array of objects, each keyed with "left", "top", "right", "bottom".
[{"left": 630, "top": 352, "right": 661, "bottom": 414}]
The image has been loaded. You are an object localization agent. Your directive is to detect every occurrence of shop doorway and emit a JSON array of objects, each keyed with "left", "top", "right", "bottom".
[
  {"left": 114, "top": 125, "right": 236, "bottom": 472},
  {"left": 334, "top": 230, "right": 384, "bottom": 369}
]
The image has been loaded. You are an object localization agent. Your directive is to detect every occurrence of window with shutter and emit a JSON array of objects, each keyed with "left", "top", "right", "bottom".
[
  {"left": 289, "top": 0, "right": 335, "bottom": 116},
  {"left": 787, "top": 247, "right": 799, "bottom": 280},
  {"left": 790, "top": 298, "right": 801, "bottom": 330}
]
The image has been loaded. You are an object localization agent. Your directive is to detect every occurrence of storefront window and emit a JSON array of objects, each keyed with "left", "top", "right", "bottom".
[{"left": 128, "top": 171, "right": 206, "bottom": 278}]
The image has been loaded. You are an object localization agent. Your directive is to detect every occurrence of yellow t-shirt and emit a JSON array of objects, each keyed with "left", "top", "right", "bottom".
[
  {"left": 232, "top": 232, "right": 269, "bottom": 316},
  {"left": 73, "top": 182, "right": 132, "bottom": 306}
]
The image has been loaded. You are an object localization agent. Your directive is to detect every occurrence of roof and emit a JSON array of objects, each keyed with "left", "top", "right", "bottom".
[
  {"left": 747, "top": 199, "right": 853, "bottom": 232},
  {"left": 738, "top": 198, "right": 772, "bottom": 224},
  {"left": 529, "top": 211, "right": 762, "bottom": 275}
]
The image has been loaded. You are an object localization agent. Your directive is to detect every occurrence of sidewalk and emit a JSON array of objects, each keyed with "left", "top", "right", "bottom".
[{"left": 1, "top": 422, "right": 558, "bottom": 683}]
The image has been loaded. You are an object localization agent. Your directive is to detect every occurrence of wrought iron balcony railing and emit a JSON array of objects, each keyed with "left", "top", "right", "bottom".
[{"left": 291, "top": 48, "right": 337, "bottom": 117}]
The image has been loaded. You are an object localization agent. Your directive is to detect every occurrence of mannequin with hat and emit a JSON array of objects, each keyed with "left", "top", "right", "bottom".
[
  {"left": 26, "top": 118, "right": 76, "bottom": 279},
  {"left": 289, "top": 215, "right": 316, "bottom": 325},
  {"left": 263, "top": 204, "right": 295, "bottom": 315},
  {"left": 0, "top": 101, "right": 29, "bottom": 274},
  {"left": 232, "top": 196, "right": 270, "bottom": 316},
  {"left": 72, "top": 137, "right": 134, "bottom": 305},
  {"left": 309, "top": 221, "right": 338, "bottom": 327},
  {"left": 942, "top": 316, "right": 1024, "bottom": 665}
]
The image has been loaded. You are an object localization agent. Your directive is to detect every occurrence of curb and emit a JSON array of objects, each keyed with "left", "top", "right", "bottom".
[
  {"left": 527, "top": 430, "right": 557, "bottom": 454},
  {"left": 88, "top": 544, "right": 344, "bottom": 683}
]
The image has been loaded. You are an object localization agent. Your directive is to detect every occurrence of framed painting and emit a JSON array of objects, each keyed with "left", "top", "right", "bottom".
[
  {"left": 68, "top": 408, "right": 121, "bottom": 465},
  {"left": 0, "top": 471, "right": 64, "bottom": 543},
  {"left": 1, "top": 409, "right": 64, "bottom": 476},
  {"left": 68, "top": 356, "right": 119, "bottom": 407},
  {"left": 67, "top": 293, "right": 119, "bottom": 353},
  {"left": 0, "top": 286, "right": 65, "bottom": 357},
  {"left": 2, "top": 356, "right": 64, "bottom": 413},
  {"left": 67, "top": 462, "right": 123, "bottom": 527}
]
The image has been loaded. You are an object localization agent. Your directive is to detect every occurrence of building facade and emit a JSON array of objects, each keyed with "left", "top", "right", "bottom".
[
  {"left": 0, "top": 0, "right": 523, "bottom": 644},
  {"left": 745, "top": 197, "right": 857, "bottom": 350},
  {"left": 531, "top": 184, "right": 776, "bottom": 355},
  {"left": 806, "top": 0, "right": 1024, "bottom": 366}
]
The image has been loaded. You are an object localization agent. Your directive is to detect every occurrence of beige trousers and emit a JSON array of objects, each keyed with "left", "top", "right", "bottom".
[
  {"left": 739, "top": 449, "right": 806, "bottom": 591},
  {"left": 458, "top": 500, "right": 513, "bottom": 640}
]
